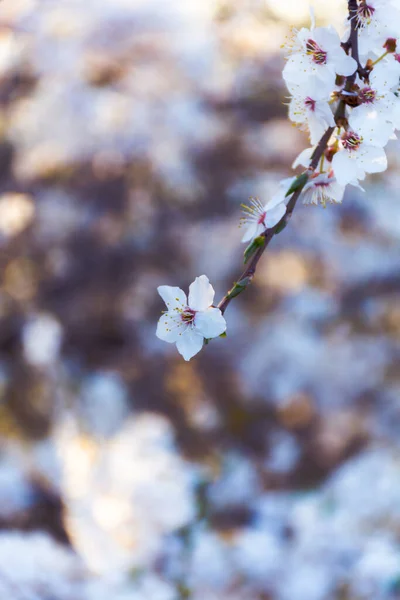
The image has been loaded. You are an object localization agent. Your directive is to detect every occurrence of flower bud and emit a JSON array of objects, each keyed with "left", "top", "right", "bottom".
[
  {"left": 324, "top": 145, "right": 338, "bottom": 162},
  {"left": 226, "top": 277, "right": 251, "bottom": 299},
  {"left": 335, "top": 74, "right": 346, "bottom": 87},
  {"left": 243, "top": 236, "right": 265, "bottom": 264},
  {"left": 384, "top": 38, "right": 397, "bottom": 53},
  {"left": 365, "top": 58, "right": 374, "bottom": 71},
  {"left": 285, "top": 172, "right": 309, "bottom": 197}
]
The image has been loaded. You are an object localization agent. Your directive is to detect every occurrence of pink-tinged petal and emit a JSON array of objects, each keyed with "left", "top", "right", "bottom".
[
  {"left": 176, "top": 328, "right": 204, "bottom": 361},
  {"left": 195, "top": 307, "right": 226, "bottom": 339},
  {"left": 157, "top": 286, "right": 187, "bottom": 310},
  {"left": 156, "top": 312, "right": 186, "bottom": 343},
  {"left": 188, "top": 275, "right": 215, "bottom": 311},
  {"left": 265, "top": 203, "right": 286, "bottom": 228}
]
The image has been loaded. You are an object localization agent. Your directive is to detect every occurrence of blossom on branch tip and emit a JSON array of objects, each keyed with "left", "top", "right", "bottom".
[{"left": 156, "top": 275, "right": 226, "bottom": 361}]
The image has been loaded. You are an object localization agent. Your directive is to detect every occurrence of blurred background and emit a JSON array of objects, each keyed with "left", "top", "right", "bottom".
[{"left": 0, "top": 0, "right": 400, "bottom": 598}]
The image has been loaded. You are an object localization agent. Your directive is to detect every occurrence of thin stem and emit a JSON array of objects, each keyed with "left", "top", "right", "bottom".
[
  {"left": 217, "top": 1, "right": 360, "bottom": 315},
  {"left": 371, "top": 51, "right": 389, "bottom": 67},
  {"left": 347, "top": 0, "right": 369, "bottom": 80}
]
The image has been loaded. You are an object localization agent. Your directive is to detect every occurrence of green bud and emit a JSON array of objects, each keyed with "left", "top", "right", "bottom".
[
  {"left": 243, "top": 235, "right": 265, "bottom": 264},
  {"left": 285, "top": 172, "right": 309, "bottom": 197},
  {"left": 226, "top": 276, "right": 251, "bottom": 300},
  {"left": 219, "top": 331, "right": 227, "bottom": 338}
]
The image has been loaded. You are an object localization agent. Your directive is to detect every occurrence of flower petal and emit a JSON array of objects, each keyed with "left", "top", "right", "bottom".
[
  {"left": 349, "top": 105, "right": 394, "bottom": 147},
  {"left": 157, "top": 286, "right": 187, "bottom": 310},
  {"left": 370, "top": 61, "right": 400, "bottom": 91},
  {"left": 265, "top": 184, "right": 291, "bottom": 211},
  {"left": 176, "top": 328, "right": 204, "bottom": 361},
  {"left": 241, "top": 222, "right": 262, "bottom": 243},
  {"left": 188, "top": 275, "right": 215, "bottom": 311},
  {"left": 332, "top": 52, "right": 357, "bottom": 77},
  {"left": 195, "top": 307, "right": 226, "bottom": 339},
  {"left": 332, "top": 150, "right": 358, "bottom": 186},
  {"left": 156, "top": 312, "right": 185, "bottom": 343},
  {"left": 265, "top": 203, "right": 286, "bottom": 228},
  {"left": 358, "top": 145, "right": 387, "bottom": 174},
  {"left": 313, "top": 26, "right": 340, "bottom": 50},
  {"left": 292, "top": 147, "right": 314, "bottom": 169}
]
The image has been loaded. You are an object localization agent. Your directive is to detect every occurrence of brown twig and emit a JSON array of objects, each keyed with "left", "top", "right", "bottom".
[{"left": 217, "top": 0, "right": 361, "bottom": 315}]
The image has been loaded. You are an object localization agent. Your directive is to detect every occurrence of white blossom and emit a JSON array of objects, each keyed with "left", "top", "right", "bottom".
[
  {"left": 156, "top": 275, "right": 226, "bottom": 360},
  {"left": 240, "top": 195, "right": 287, "bottom": 243},
  {"left": 288, "top": 94, "right": 335, "bottom": 145},
  {"left": 356, "top": 0, "right": 400, "bottom": 57},
  {"left": 332, "top": 131, "right": 387, "bottom": 186},
  {"left": 301, "top": 171, "right": 346, "bottom": 206},
  {"left": 348, "top": 64, "right": 399, "bottom": 146},
  {"left": 283, "top": 25, "right": 357, "bottom": 98}
]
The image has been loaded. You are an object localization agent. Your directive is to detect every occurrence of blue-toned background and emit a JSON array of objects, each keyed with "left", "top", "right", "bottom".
[{"left": 0, "top": 0, "right": 399, "bottom": 598}]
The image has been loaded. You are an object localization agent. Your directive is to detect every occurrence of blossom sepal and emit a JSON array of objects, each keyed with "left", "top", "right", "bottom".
[
  {"left": 285, "top": 172, "right": 309, "bottom": 197},
  {"left": 226, "top": 277, "right": 251, "bottom": 300},
  {"left": 243, "top": 235, "right": 265, "bottom": 264}
]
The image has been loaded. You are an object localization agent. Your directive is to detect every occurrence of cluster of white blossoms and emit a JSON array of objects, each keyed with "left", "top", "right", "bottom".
[
  {"left": 157, "top": 0, "right": 400, "bottom": 361},
  {"left": 284, "top": 1, "right": 400, "bottom": 194}
]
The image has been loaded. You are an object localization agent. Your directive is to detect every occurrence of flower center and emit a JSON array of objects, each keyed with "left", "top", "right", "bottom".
[
  {"left": 304, "top": 97, "right": 316, "bottom": 111},
  {"left": 257, "top": 211, "right": 267, "bottom": 225},
  {"left": 358, "top": 86, "right": 377, "bottom": 104},
  {"left": 313, "top": 180, "right": 329, "bottom": 188},
  {"left": 341, "top": 131, "right": 363, "bottom": 151},
  {"left": 181, "top": 308, "right": 196, "bottom": 324},
  {"left": 357, "top": 2, "right": 375, "bottom": 24},
  {"left": 240, "top": 197, "right": 267, "bottom": 228},
  {"left": 306, "top": 39, "right": 327, "bottom": 65}
]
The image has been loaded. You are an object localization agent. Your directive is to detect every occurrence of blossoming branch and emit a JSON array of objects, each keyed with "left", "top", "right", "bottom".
[{"left": 157, "top": 0, "right": 400, "bottom": 361}]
